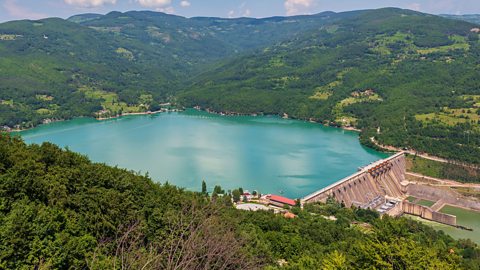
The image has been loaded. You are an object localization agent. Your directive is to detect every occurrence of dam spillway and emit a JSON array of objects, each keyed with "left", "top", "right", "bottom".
[
  {"left": 303, "top": 152, "right": 407, "bottom": 209},
  {"left": 303, "top": 152, "right": 458, "bottom": 226}
]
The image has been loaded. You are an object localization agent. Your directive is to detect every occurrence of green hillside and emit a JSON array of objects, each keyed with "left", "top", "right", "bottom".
[
  {"left": 1, "top": 8, "right": 480, "bottom": 164},
  {"left": 180, "top": 8, "right": 480, "bottom": 164},
  {"left": 0, "top": 134, "right": 478, "bottom": 269},
  {"left": 0, "top": 10, "right": 343, "bottom": 129},
  {"left": 0, "top": 17, "right": 180, "bottom": 127},
  {"left": 442, "top": 14, "right": 480, "bottom": 25}
]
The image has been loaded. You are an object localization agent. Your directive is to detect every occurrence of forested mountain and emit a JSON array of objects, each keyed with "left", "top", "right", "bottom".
[
  {"left": 442, "top": 14, "right": 480, "bottom": 24},
  {"left": 181, "top": 8, "right": 480, "bottom": 164},
  {"left": 0, "top": 10, "right": 343, "bottom": 128},
  {"left": 1, "top": 8, "right": 480, "bottom": 163},
  {"left": 0, "top": 134, "right": 478, "bottom": 269}
]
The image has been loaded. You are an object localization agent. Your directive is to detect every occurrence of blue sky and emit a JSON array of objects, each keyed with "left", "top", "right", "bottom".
[{"left": 1, "top": 0, "right": 480, "bottom": 22}]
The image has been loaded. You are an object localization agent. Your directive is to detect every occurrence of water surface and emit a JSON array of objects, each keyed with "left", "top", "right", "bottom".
[
  {"left": 408, "top": 205, "right": 480, "bottom": 244},
  {"left": 18, "top": 110, "right": 388, "bottom": 198}
]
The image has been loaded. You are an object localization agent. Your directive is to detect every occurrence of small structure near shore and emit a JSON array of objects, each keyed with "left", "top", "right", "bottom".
[{"left": 264, "top": 194, "right": 296, "bottom": 208}]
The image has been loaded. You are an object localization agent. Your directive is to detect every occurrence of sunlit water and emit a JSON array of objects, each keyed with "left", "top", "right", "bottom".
[{"left": 17, "top": 109, "right": 388, "bottom": 198}]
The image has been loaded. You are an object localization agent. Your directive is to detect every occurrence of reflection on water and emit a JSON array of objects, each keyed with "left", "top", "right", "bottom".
[{"left": 18, "top": 109, "right": 388, "bottom": 198}]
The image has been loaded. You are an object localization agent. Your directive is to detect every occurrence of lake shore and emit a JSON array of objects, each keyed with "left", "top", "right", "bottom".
[
  {"left": 192, "top": 106, "right": 363, "bottom": 133},
  {"left": 95, "top": 109, "right": 181, "bottom": 121}
]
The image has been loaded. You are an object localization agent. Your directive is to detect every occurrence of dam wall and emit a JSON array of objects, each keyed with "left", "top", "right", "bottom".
[
  {"left": 402, "top": 201, "right": 456, "bottom": 226},
  {"left": 303, "top": 152, "right": 406, "bottom": 208}
]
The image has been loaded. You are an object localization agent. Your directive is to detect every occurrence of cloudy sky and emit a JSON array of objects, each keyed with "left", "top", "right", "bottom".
[{"left": 1, "top": 0, "right": 480, "bottom": 22}]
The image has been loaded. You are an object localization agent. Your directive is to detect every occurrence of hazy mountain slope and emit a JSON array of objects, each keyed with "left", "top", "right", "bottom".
[
  {"left": 0, "top": 17, "right": 185, "bottom": 127},
  {"left": 442, "top": 14, "right": 480, "bottom": 25},
  {"left": 180, "top": 8, "right": 480, "bottom": 163},
  {"left": 71, "top": 10, "right": 354, "bottom": 66},
  {"left": 0, "top": 11, "right": 344, "bottom": 128}
]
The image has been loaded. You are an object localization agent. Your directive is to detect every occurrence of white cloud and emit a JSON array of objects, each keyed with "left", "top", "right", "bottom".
[
  {"left": 284, "top": 0, "right": 313, "bottom": 16},
  {"left": 228, "top": 10, "right": 235, "bottom": 18},
  {"left": 64, "top": 0, "right": 116, "bottom": 8},
  {"left": 180, "top": 1, "right": 191, "bottom": 8},
  {"left": 137, "top": 0, "right": 171, "bottom": 8},
  {"left": 243, "top": 9, "right": 251, "bottom": 17}
]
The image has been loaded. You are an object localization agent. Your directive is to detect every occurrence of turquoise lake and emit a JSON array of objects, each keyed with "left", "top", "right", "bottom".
[{"left": 18, "top": 109, "right": 389, "bottom": 198}]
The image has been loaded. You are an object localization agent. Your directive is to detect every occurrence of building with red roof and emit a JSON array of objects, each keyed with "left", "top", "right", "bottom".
[{"left": 267, "top": 194, "right": 296, "bottom": 207}]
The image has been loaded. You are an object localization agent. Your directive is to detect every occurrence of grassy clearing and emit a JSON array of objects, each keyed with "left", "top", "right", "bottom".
[
  {"left": 0, "top": 34, "right": 21, "bottom": 41},
  {"left": 331, "top": 90, "right": 382, "bottom": 127},
  {"left": 309, "top": 90, "right": 332, "bottom": 100},
  {"left": 309, "top": 69, "right": 350, "bottom": 100},
  {"left": 417, "top": 35, "right": 470, "bottom": 54},
  {"left": 406, "top": 154, "right": 480, "bottom": 183},
  {"left": 1, "top": 99, "right": 13, "bottom": 106},
  {"left": 79, "top": 86, "right": 146, "bottom": 116},
  {"left": 371, "top": 32, "right": 414, "bottom": 55},
  {"left": 36, "top": 108, "right": 53, "bottom": 115},
  {"left": 36, "top": 95, "right": 54, "bottom": 101},
  {"left": 406, "top": 155, "right": 443, "bottom": 178},
  {"left": 415, "top": 107, "right": 479, "bottom": 128},
  {"left": 115, "top": 47, "right": 134, "bottom": 61},
  {"left": 463, "top": 95, "right": 480, "bottom": 108}
]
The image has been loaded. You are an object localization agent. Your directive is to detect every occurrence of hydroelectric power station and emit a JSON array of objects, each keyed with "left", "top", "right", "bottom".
[{"left": 302, "top": 152, "right": 457, "bottom": 226}]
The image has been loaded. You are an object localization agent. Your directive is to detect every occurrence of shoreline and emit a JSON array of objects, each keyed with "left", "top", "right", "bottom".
[
  {"left": 6, "top": 106, "right": 363, "bottom": 135},
  {"left": 5, "top": 109, "right": 182, "bottom": 133},
  {"left": 193, "top": 106, "right": 363, "bottom": 133},
  {"left": 95, "top": 109, "right": 179, "bottom": 121}
]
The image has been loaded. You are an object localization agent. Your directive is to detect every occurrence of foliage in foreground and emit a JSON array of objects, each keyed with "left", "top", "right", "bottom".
[{"left": 0, "top": 134, "right": 479, "bottom": 269}]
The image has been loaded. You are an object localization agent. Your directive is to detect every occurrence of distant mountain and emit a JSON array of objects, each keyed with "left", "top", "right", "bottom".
[
  {"left": 68, "top": 13, "right": 103, "bottom": 23},
  {"left": 0, "top": 11, "right": 344, "bottom": 127},
  {"left": 180, "top": 8, "right": 480, "bottom": 163},
  {"left": 1, "top": 8, "right": 480, "bottom": 163},
  {"left": 441, "top": 14, "right": 480, "bottom": 25}
]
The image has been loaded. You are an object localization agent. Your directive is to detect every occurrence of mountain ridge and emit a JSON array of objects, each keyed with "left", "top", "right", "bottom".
[{"left": 1, "top": 8, "right": 480, "bottom": 163}]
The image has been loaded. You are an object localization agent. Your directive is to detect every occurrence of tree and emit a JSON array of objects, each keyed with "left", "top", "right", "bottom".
[
  {"left": 232, "top": 189, "right": 241, "bottom": 203},
  {"left": 213, "top": 185, "right": 224, "bottom": 195},
  {"left": 201, "top": 180, "right": 207, "bottom": 196},
  {"left": 322, "top": 251, "right": 348, "bottom": 270}
]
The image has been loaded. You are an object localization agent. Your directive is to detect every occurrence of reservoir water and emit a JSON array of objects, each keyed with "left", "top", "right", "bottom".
[
  {"left": 17, "top": 109, "right": 388, "bottom": 198},
  {"left": 408, "top": 205, "right": 480, "bottom": 244}
]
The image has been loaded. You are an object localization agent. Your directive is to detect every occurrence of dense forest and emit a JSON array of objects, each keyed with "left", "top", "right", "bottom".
[
  {"left": 442, "top": 14, "right": 480, "bottom": 24},
  {"left": 0, "top": 10, "right": 343, "bottom": 128},
  {"left": 1, "top": 8, "right": 480, "bottom": 164},
  {"left": 0, "top": 133, "right": 479, "bottom": 269},
  {"left": 181, "top": 8, "right": 480, "bottom": 164}
]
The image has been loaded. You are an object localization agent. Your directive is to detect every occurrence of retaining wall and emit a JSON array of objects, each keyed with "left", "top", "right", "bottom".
[{"left": 402, "top": 201, "right": 456, "bottom": 226}]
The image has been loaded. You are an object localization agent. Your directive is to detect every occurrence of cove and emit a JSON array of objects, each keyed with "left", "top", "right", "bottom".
[{"left": 17, "top": 109, "right": 389, "bottom": 198}]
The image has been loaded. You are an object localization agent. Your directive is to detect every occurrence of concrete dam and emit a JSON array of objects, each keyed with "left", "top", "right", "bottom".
[{"left": 302, "top": 152, "right": 457, "bottom": 226}]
